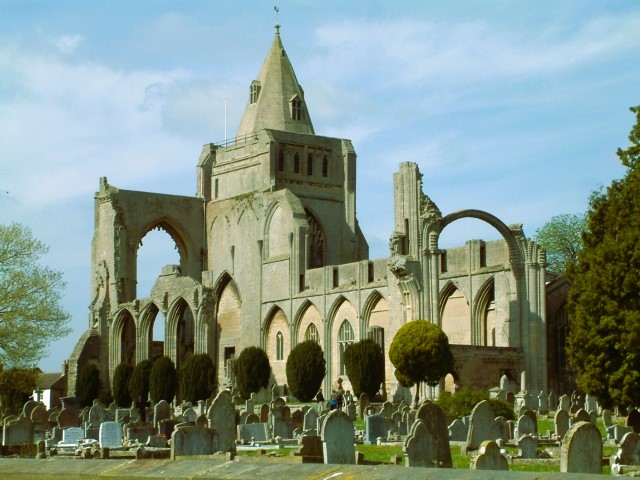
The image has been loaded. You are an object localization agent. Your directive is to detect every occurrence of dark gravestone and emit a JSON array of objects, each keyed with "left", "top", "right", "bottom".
[{"left": 627, "top": 409, "right": 640, "bottom": 433}]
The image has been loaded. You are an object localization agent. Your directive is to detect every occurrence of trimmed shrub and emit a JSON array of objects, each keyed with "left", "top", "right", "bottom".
[
  {"left": 233, "top": 346, "right": 271, "bottom": 399},
  {"left": 76, "top": 363, "right": 100, "bottom": 407},
  {"left": 128, "top": 359, "right": 152, "bottom": 404},
  {"left": 150, "top": 356, "right": 177, "bottom": 403},
  {"left": 286, "top": 340, "right": 325, "bottom": 402},
  {"left": 344, "top": 338, "right": 384, "bottom": 398},
  {"left": 180, "top": 354, "right": 215, "bottom": 403},
  {"left": 435, "top": 389, "right": 515, "bottom": 421},
  {"left": 112, "top": 363, "right": 133, "bottom": 407}
]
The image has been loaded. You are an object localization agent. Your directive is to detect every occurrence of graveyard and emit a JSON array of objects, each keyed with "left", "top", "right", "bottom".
[{"left": 2, "top": 383, "right": 640, "bottom": 478}]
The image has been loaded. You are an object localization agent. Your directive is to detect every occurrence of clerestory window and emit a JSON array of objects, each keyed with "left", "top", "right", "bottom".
[{"left": 305, "top": 323, "right": 319, "bottom": 343}]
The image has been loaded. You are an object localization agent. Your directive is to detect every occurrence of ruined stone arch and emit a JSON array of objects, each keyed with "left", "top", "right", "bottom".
[
  {"left": 165, "top": 297, "right": 195, "bottom": 371},
  {"left": 362, "top": 290, "right": 392, "bottom": 394},
  {"left": 136, "top": 217, "right": 191, "bottom": 277},
  {"left": 439, "top": 281, "right": 471, "bottom": 345},
  {"left": 110, "top": 307, "right": 137, "bottom": 379},
  {"left": 293, "top": 300, "right": 323, "bottom": 348},
  {"left": 327, "top": 296, "right": 358, "bottom": 389},
  {"left": 138, "top": 301, "right": 163, "bottom": 362}
]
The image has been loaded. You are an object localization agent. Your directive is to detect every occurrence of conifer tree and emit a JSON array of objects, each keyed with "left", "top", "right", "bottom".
[
  {"left": 286, "top": 340, "right": 325, "bottom": 402},
  {"left": 344, "top": 338, "right": 384, "bottom": 398},
  {"left": 567, "top": 105, "right": 640, "bottom": 408}
]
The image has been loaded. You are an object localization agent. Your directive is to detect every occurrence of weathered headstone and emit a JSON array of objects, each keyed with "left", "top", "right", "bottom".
[
  {"left": 99, "top": 421, "right": 123, "bottom": 448},
  {"left": 207, "top": 390, "right": 236, "bottom": 452},
  {"left": 88, "top": 403, "right": 105, "bottom": 427},
  {"left": 153, "top": 400, "right": 170, "bottom": 428},
  {"left": 555, "top": 409, "right": 570, "bottom": 439},
  {"left": 22, "top": 400, "right": 39, "bottom": 419},
  {"left": 470, "top": 440, "right": 509, "bottom": 470},
  {"left": 518, "top": 434, "right": 538, "bottom": 459},
  {"left": 57, "top": 408, "right": 80, "bottom": 428},
  {"left": 537, "top": 391, "right": 549, "bottom": 414},
  {"left": 404, "top": 420, "right": 438, "bottom": 468},
  {"left": 494, "top": 416, "right": 510, "bottom": 442},
  {"left": 304, "top": 408, "right": 319, "bottom": 432},
  {"left": 2, "top": 418, "right": 34, "bottom": 445},
  {"left": 602, "top": 409, "right": 613, "bottom": 429},
  {"left": 158, "top": 418, "right": 180, "bottom": 438},
  {"left": 560, "top": 421, "right": 602, "bottom": 474},
  {"left": 584, "top": 394, "right": 598, "bottom": 414},
  {"left": 467, "top": 400, "right": 497, "bottom": 450},
  {"left": 379, "top": 401, "right": 393, "bottom": 419},
  {"left": 60, "top": 427, "right": 84, "bottom": 446},
  {"left": 548, "top": 391, "right": 557, "bottom": 412},
  {"left": 516, "top": 414, "right": 536, "bottom": 437},
  {"left": 30, "top": 404, "right": 48, "bottom": 426},
  {"left": 237, "top": 422, "right": 269, "bottom": 443},
  {"left": 125, "top": 423, "right": 156, "bottom": 443},
  {"left": 358, "top": 393, "right": 369, "bottom": 420},
  {"left": 346, "top": 402, "right": 357, "bottom": 421},
  {"left": 321, "top": 409, "right": 354, "bottom": 465},
  {"left": 558, "top": 394, "right": 570, "bottom": 413},
  {"left": 182, "top": 407, "right": 197, "bottom": 423},
  {"left": 448, "top": 419, "right": 467, "bottom": 441},
  {"left": 415, "top": 400, "right": 452, "bottom": 468},
  {"left": 574, "top": 408, "right": 590, "bottom": 424},
  {"left": 364, "top": 414, "right": 386, "bottom": 445},
  {"left": 295, "top": 434, "right": 323, "bottom": 463},
  {"left": 291, "top": 409, "right": 304, "bottom": 431},
  {"left": 614, "top": 432, "right": 640, "bottom": 466},
  {"left": 171, "top": 426, "right": 216, "bottom": 458},
  {"left": 260, "top": 403, "right": 269, "bottom": 423}
]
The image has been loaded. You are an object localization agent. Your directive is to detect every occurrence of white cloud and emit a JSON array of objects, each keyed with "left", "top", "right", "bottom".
[{"left": 49, "top": 34, "right": 84, "bottom": 54}]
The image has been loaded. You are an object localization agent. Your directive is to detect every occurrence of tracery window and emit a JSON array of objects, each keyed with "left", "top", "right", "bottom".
[
  {"left": 305, "top": 323, "right": 319, "bottom": 343},
  {"left": 338, "top": 320, "right": 354, "bottom": 375}
]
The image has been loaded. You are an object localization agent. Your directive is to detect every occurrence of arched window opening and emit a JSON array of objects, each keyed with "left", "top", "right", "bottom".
[
  {"left": 338, "top": 320, "right": 354, "bottom": 375},
  {"left": 278, "top": 150, "right": 285, "bottom": 171},
  {"left": 322, "top": 156, "right": 329, "bottom": 177},
  {"left": 307, "top": 154, "right": 313, "bottom": 175},
  {"left": 151, "top": 312, "right": 165, "bottom": 361},
  {"left": 121, "top": 314, "right": 136, "bottom": 366},
  {"left": 291, "top": 96, "right": 303, "bottom": 120},
  {"left": 294, "top": 153, "right": 300, "bottom": 173},
  {"left": 250, "top": 81, "right": 261, "bottom": 104},
  {"left": 276, "top": 331, "right": 284, "bottom": 360},
  {"left": 306, "top": 209, "right": 326, "bottom": 269},
  {"left": 137, "top": 227, "right": 180, "bottom": 299},
  {"left": 305, "top": 323, "right": 319, "bottom": 343}
]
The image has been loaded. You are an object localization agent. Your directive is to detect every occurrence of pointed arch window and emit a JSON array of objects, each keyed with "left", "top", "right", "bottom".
[
  {"left": 322, "top": 156, "right": 329, "bottom": 177},
  {"left": 276, "top": 331, "right": 284, "bottom": 361},
  {"left": 338, "top": 320, "right": 354, "bottom": 375},
  {"left": 305, "top": 323, "right": 319, "bottom": 343},
  {"left": 294, "top": 153, "right": 300, "bottom": 173},
  {"left": 306, "top": 209, "right": 326, "bottom": 269},
  {"left": 291, "top": 96, "right": 303, "bottom": 121},
  {"left": 250, "top": 81, "right": 261, "bottom": 104}
]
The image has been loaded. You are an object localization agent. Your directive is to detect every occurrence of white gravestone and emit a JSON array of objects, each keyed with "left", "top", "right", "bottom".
[{"left": 99, "top": 421, "right": 123, "bottom": 448}]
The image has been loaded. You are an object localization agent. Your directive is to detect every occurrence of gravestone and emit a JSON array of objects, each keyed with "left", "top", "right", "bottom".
[
  {"left": 197, "top": 400, "right": 206, "bottom": 416},
  {"left": 154, "top": 400, "right": 170, "bottom": 428},
  {"left": 291, "top": 409, "right": 304, "bottom": 431},
  {"left": 627, "top": 409, "right": 640, "bottom": 433},
  {"left": 246, "top": 398, "right": 255, "bottom": 415},
  {"left": 22, "top": 400, "right": 39, "bottom": 419},
  {"left": 346, "top": 403, "right": 356, "bottom": 421},
  {"left": 588, "top": 410, "right": 598, "bottom": 425},
  {"left": 584, "top": 394, "right": 598, "bottom": 414},
  {"left": 558, "top": 394, "right": 570, "bottom": 413},
  {"left": 494, "top": 416, "right": 510, "bottom": 442},
  {"left": 392, "top": 411, "right": 405, "bottom": 435},
  {"left": 321, "top": 409, "right": 354, "bottom": 464},
  {"left": 467, "top": 400, "right": 497, "bottom": 450},
  {"left": 60, "top": 427, "right": 84, "bottom": 446},
  {"left": 129, "top": 405, "right": 140, "bottom": 423},
  {"left": 196, "top": 414, "right": 208, "bottom": 428},
  {"left": 404, "top": 420, "right": 439, "bottom": 468},
  {"left": 271, "top": 400, "right": 292, "bottom": 439},
  {"left": 560, "top": 421, "right": 602, "bottom": 474},
  {"left": 304, "top": 408, "right": 319, "bottom": 432},
  {"left": 602, "top": 409, "right": 613, "bottom": 429},
  {"left": 470, "top": 440, "right": 509, "bottom": 470},
  {"left": 125, "top": 423, "right": 156, "bottom": 443},
  {"left": 260, "top": 404, "right": 269, "bottom": 423},
  {"left": 448, "top": 419, "right": 467, "bottom": 441},
  {"left": 516, "top": 414, "right": 536, "bottom": 437},
  {"left": 115, "top": 409, "right": 130, "bottom": 423},
  {"left": 613, "top": 425, "right": 634, "bottom": 442},
  {"left": 88, "top": 403, "right": 105, "bottom": 427},
  {"left": 57, "top": 408, "right": 80, "bottom": 428},
  {"left": 364, "top": 414, "right": 386, "bottom": 444},
  {"left": 548, "top": 391, "right": 557, "bottom": 412},
  {"left": 30, "top": 404, "right": 48, "bottom": 426},
  {"left": 295, "top": 435, "right": 323, "bottom": 463},
  {"left": 2, "top": 418, "right": 34, "bottom": 445},
  {"left": 555, "top": 409, "right": 570, "bottom": 439},
  {"left": 207, "top": 390, "right": 236, "bottom": 452},
  {"left": 379, "top": 401, "right": 393, "bottom": 419},
  {"left": 615, "top": 432, "right": 640, "bottom": 466},
  {"left": 99, "top": 421, "right": 123, "bottom": 448},
  {"left": 245, "top": 413, "right": 259, "bottom": 424},
  {"left": 237, "top": 423, "right": 269, "bottom": 443},
  {"left": 182, "top": 407, "right": 197, "bottom": 423},
  {"left": 415, "top": 400, "right": 452, "bottom": 468},
  {"left": 158, "top": 419, "right": 180, "bottom": 439},
  {"left": 574, "top": 409, "right": 590, "bottom": 424},
  {"left": 518, "top": 434, "right": 538, "bottom": 459},
  {"left": 171, "top": 426, "right": 216, "bottom": 458}
]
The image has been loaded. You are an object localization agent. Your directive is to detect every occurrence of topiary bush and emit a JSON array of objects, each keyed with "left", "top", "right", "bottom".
[
  {"left": 344, "top": 338, "right": 384, "bottom": 398},
  {"left": 112, "top": 363, "right": 133, "bottom": 407},
  {"left": 179, "top": 354, "right": 215, "bottom": 403},
  {"left": 286, "top": 340, "right": 325, "bottom": 402},
  {"left": 233, "top": 346, "right": 271, "bottom": 400},
  {"left": 76, "top": 363, "right": 101, "bottom": 407},
  {"left": 150, "top": 356, "right": 177, "bottom": 403},
  {"left": 128, "top": 359, "right": 152, "bottom": 405}
]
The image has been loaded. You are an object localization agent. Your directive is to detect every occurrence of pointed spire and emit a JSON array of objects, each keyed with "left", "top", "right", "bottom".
[{"left": 236, "top": 26, "right": 314, "bottom": 138}]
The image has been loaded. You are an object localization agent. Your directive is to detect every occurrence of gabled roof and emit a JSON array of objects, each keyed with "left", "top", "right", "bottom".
[
  {"left": 236, "top": 25, "right": 315, "bottom": 138},
  {"left": 36, "top": 372, "right": 65, "bottom": 390}
]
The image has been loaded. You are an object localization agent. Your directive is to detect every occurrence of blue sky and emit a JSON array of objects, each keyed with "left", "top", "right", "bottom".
[{"left": 1, "top": 1, "right": 639, "bottom": 372}]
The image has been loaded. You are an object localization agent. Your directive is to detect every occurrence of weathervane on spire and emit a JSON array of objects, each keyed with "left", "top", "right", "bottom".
[{"left": 274, "top": 6, "right": 280, "bottom": 34}]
